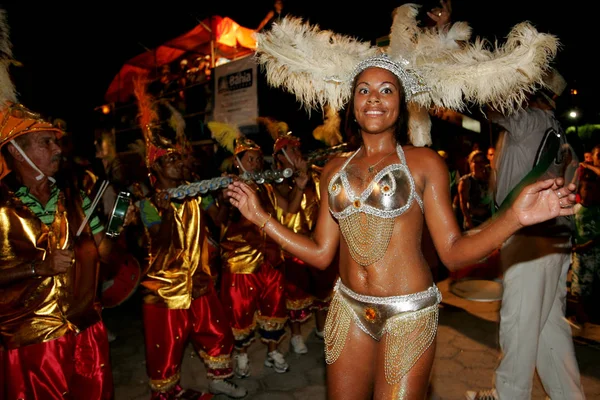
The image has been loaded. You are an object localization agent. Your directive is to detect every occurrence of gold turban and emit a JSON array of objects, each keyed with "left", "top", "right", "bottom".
[{"left": 0, "top": 102, "right": 64, "bottom": 180}]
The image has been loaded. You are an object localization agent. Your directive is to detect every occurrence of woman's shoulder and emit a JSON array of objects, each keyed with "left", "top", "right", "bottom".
[
  {"left": 319, "top": 152, "right": 351, "bottom": 183},
  {"left": 403, "top": 145, "right": 446, "bottom": 170}
]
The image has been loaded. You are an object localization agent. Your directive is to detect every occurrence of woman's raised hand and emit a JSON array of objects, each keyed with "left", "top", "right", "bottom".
[
  {"left": 226, "top": 180, "right": 268, "bottom": 226},
  {"left": 511, "top": 177, "right": 577, "bottom": 227}
]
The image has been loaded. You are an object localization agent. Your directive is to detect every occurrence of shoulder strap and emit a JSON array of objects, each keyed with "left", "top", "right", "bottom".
[{"left": 496, "top": 126, "right": 562, "bottom": 214}]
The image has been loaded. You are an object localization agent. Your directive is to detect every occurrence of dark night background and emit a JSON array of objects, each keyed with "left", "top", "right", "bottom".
[{"left": 3, "top": 1, "right": 598, "bottom": 158}]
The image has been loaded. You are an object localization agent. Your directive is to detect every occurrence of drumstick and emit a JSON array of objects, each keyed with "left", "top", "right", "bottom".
[{"left": 76, "top": 180, "right": 109, "bottom": 237}]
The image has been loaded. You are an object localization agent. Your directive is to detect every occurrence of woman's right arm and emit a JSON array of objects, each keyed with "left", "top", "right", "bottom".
[{"left": 227, "top": 162, "right": 340, "bottom": 269}]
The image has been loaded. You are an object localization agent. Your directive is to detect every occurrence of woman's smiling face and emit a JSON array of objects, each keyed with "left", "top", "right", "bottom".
[{"left": 353, "top": 67, "right": 403, "bottom": 136}]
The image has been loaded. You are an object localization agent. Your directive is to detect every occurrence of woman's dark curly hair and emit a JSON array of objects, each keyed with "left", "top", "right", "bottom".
[{"left": 343, "top": 69, "right": 410, "bottom": 150}]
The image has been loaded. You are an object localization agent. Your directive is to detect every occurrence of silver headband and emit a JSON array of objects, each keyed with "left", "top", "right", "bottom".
[{"left": 351, "top": 54, "right": 429, "bottom": 100}]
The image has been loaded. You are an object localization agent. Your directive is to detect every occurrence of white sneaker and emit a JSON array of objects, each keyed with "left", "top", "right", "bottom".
[
  {"left": 290, "top": 334, "right": 308, "bottom": 354},
  {"left": 264, "top": 350, "right": 289, "bottom": 373},
  {"left": 234, "top": 353, "right": 250, "bottom": 378},
  {"left": 208, "top": 379, "right": 247, "bottom": 398},
  {"left": 315, "top": 329, "right": 325, "bottom": 340}
]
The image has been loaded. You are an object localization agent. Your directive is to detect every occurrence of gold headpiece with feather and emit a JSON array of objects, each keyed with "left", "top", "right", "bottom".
[
  {"left": 132, "top": 77, "right": 178, "bottom": 170},
  {"left": 256, "top": 116, "right": 299, "bottom": 154},
  {"left": 208, "top": 121, "right": 243, "bottom": 155},
  {"left": 255, "top": 3, "right": 559, "bottom": 147},
  {"left": 312, "top": 105, "right": 343, "bottom": 147}
]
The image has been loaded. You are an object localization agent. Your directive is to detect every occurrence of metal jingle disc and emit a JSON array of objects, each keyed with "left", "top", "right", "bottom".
[
  {"left": 218, "top": 176, "right": 232, "bottom": 187},
  {"left": 241, "top": 171, "right": 253, "bottom": 182},
  {"left": 198, "top": 181, "right": 210, "bottom": 194},
  {"left": 263, "top": 170, "right": 275, "bottom": 181}
]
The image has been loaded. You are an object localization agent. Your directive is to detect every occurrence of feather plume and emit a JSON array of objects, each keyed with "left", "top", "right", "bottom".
[
  {"left": 257, "top": 116, "right": 289, "bottom": 141},
  {"left": 0, "top": 8, "right": 17, "bottom": 105},
  {"left": 162, "top": 100, "right": 186, "bottom": 142},
  {"left": 312, "top": 105, "right": 343, "bottom": 147},
  {"left": 133, "top": 77, "right": 159, "bottom": 136},
  {"left": 255, "top": 16, "right": 377, "bottom": 113},
  {"left": 387, "top": 3, "right": 420, "bottom": 59},
  {"left": 255, "top": 3, "right": 558, "bottom": 130},
  {"left": 407, "top": 103, "right": 432, "bottom": 147},
  {"left": 208, "top": 121, "right": 241, "bottom": 154},
  {"left": 387, "top": 5, "right": 558, "bottom": 114},
  {"left": 128, "top": 138, "right": 146, "bottom": 159},
  {"left": 133, "top": 77, "right": 172, "bottom": 149}
]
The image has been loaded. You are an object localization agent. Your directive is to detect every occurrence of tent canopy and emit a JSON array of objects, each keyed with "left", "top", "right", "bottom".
[{"left": 105, "top": 15, "right": 256, "bottom": 103}]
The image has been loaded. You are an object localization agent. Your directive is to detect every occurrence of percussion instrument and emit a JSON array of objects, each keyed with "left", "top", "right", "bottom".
[
  {"left": 168, "top": 176, "right": 232, "bottom": 200},
  {"left": 100, "top": 253, "right": 142, "bottom": 308},
  {"left": 240, "top": 167, "right": 293, "bottom": 184},
  {"left": 167, "top": 168, "right": 294, "bottom": 200},
  {"left": 449, "top": 248, "right": 503, "bottom": 302},
  {"left": 106, "top": 191, "right": 132, "bottom": 237}
]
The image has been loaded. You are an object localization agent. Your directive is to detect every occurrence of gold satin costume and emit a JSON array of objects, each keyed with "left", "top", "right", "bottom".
[
  {"left": 220, "top": 183, "right": 283, "bottom": 274},
  {"left": 277, "top": 167, "right": 335, "bottom": 318},
  {"left": 276, "top": 166, "right": 321, "bottom": 237},
  {"left": 219, "top": 183, "right": 288, "bottom": 346},
  {"left": 140, "top": 196, "right": 212, "bottom": 308},
  {"left": 0, "top": 187, "right": 102, "bottom": 349}
]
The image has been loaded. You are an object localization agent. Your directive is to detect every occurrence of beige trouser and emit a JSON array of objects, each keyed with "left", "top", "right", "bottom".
[{"left": 495, "top": 234, "right": 585, "bottom": 400}]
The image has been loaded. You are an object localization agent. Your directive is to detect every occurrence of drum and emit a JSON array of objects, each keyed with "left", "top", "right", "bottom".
[
  {"left": 106, "top": 191, "right": 132, "bottom": 238},
  {"left": 101, "top": 253, "right": 142, "bottom": 308},
  {"left": 449, "top": 248, "right": 503, "bottom": 302}
]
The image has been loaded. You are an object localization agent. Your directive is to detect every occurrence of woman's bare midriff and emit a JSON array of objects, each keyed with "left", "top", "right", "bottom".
[{"left": 337, "top": 204, "right": 434, "bottom": 297}]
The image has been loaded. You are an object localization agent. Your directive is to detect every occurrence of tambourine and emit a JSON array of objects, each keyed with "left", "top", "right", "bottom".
[{"left": 106, "top": 191, "right": 132, "bottom": 238}]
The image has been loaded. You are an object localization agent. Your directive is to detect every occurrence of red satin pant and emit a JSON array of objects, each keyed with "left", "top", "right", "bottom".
[
  {"left": 143, "top": 284, "right": 235, "bottom": 388},
  {"left": 0, "top": 320, "right": 113, "bottom": 400},
  {"left": 220, "top": 262, "right": 287, "bottom": 347}
]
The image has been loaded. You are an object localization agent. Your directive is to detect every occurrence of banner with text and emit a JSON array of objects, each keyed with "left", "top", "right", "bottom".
[{"left": 212, "top": 55, "right": 258, "bottom": 130}]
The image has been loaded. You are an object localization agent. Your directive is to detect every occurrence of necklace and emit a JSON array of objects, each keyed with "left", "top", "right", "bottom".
[{"left": 367, "top": 149, "right": 396, "bottom": 173}]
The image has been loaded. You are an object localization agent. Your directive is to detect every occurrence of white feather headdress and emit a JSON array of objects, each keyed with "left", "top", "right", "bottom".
[
  {"left": 0, "top": 8, "right": 17, "bottom": 106},
  {"left": 254, "top": 3, "right": 559, "bottom": 147}
]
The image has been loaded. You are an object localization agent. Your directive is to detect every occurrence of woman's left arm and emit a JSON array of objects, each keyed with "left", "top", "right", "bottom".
[{"left": 418, "top": 148, "right": 575, "bottom": 271}]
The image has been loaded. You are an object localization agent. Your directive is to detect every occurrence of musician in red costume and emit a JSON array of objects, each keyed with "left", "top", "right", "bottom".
[
  {"left": 272, "top": 132, "right": 339, "bottom": 353},
  {"left": 217, "top": 133, "right": 304, "bottom": 377},
  {"left": 133, "top": 80, "right": 247, "bottom": 399}
]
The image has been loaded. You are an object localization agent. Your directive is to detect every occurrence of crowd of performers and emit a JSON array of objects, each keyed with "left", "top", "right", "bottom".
[{"left": 0, "top": 67, "right": 341, "bottom": 398}]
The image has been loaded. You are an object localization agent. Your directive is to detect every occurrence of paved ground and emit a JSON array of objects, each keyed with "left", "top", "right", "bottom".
[{"left": 104, "top": 278, "right": 600, "bottom": 399}]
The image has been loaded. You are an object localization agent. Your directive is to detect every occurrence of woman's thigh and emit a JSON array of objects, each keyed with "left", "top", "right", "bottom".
[
  {"left": 374, "top": 334, "right": 436, "bottom": 400},
  {"left": 327, "top": 322, "right": 377, "bottom": 400}
]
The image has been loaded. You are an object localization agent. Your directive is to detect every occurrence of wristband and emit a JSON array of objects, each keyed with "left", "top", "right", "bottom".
[{"left": 260, "top": 213, "right": 272, "bottom": 231}]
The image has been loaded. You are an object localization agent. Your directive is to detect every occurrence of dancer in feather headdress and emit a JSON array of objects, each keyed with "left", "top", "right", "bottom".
[
  {"left": 224, "top": 3, "right": 578, "bottom": 399},
  {"left": 131, "top": 78, "right": 248, "bottom": 399}
]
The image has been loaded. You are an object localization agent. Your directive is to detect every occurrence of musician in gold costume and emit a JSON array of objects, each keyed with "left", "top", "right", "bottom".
[
  {"left": 219, "top": 136, "right": 304, "bottom": 378},
  {"left": 0, "top": 10, "right": 122, "bottom": 396},
  {"left": 133, "top": 80, "right": 247, "bottom": 399},
  {"left": 0, "top": 106, "right": 115, "bottom": 398},
  {"left": 272, "top": 132, "right": 338, "bottom": 353}
]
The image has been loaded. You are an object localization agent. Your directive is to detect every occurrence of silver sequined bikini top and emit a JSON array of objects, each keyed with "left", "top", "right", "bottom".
[{"left": 328, "top": 144, "right": 423, "bottom": 220}]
